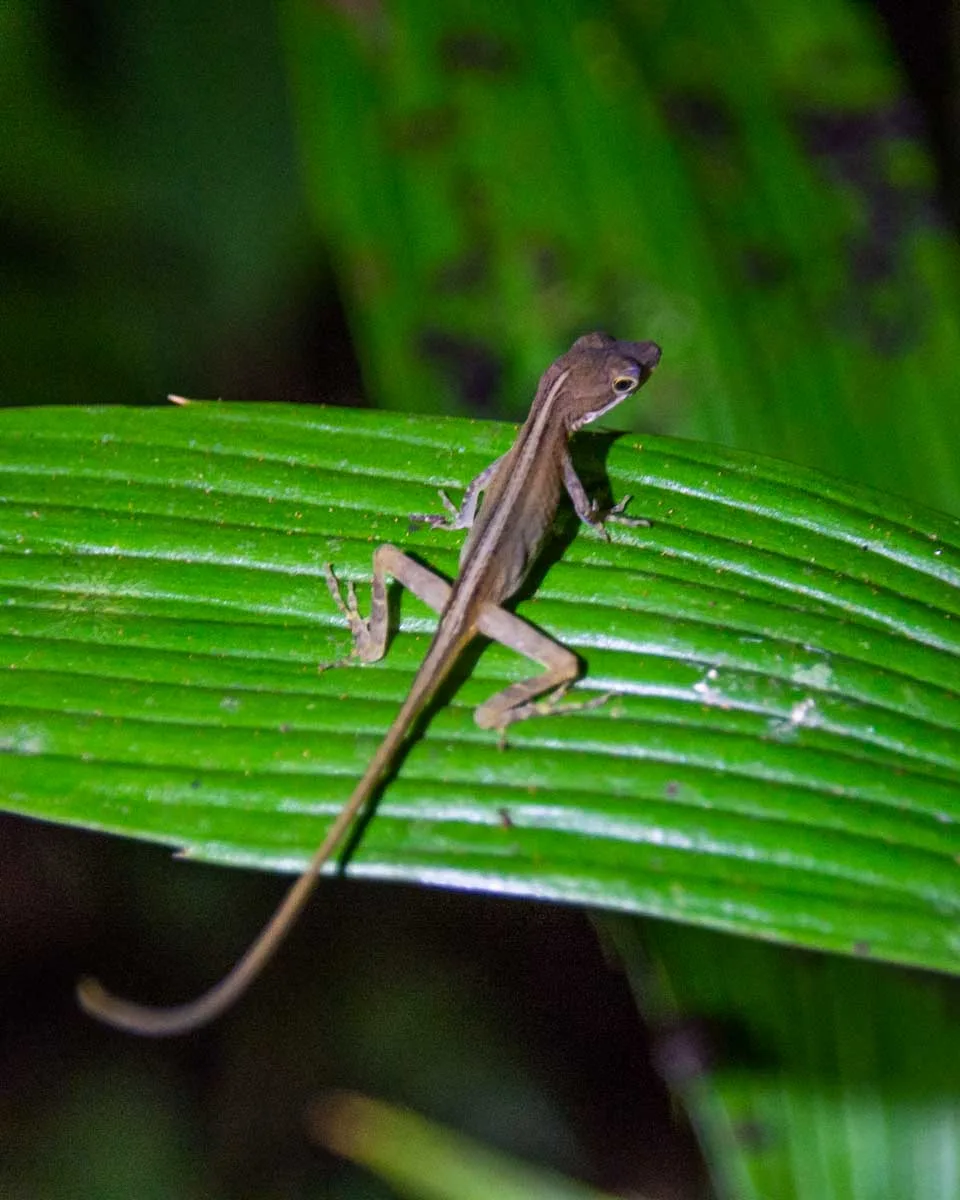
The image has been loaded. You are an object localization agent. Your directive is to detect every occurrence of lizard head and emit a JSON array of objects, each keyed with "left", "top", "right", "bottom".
[{"left": 554, "top": 332, "right": 661, "bottom": 432}]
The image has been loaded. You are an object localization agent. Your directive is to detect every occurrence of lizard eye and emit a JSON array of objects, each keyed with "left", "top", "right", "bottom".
[{"left": 612, "top": 375, "right": 637, "bottom": 394}]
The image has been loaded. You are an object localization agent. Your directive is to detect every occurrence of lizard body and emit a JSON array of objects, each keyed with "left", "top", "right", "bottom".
[{"left": 78, "top": 331, "right": 661, "bottom": 1035}]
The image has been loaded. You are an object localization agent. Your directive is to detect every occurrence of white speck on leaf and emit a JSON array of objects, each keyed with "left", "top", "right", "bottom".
[
  {"left": 791, "top": 661, "right": 833, "bottom": 689},
  {"left": 1, "top": 725, "right": 46, "bottom": 755},
  {"left": 788, "top": 697, "right": 817, "bottom": 726},
  {"left": 693, "top": 670, "right": 724, "bottom": 705}
]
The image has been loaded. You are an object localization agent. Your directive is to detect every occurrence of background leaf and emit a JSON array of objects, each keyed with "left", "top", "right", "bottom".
[
  {"left": 310, "top": 1091, "right": 626, "bottom": 1200},
  {"left": 606, "top": 919, "right": 960, "bottom": 1200},
  {"left": 284, "top": 0, "right": 960, "bottom": 512},
  {"left": 3, "top": 402, "right": 958, "bottom": 977}
]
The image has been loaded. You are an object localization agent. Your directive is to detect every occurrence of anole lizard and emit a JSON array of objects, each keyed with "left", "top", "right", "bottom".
[{"left": 78, "top": 331, "right": 661, "bottom": 1035}]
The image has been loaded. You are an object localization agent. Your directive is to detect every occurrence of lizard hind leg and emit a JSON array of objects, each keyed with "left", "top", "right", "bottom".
[
  {"left": 323, "top": 560, "right": 387, "bottom": 663},
  {"left": 323, "top": 545, "right": 455, "bottom": 665},
  {"left": 472, "top": 604, "right": 584, "bottom": 731},
  {"left": 77, "top": 545, "right": 460, "bottom": 1038}
]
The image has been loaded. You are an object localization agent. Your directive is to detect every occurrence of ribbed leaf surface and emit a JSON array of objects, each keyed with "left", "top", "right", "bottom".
[
  {"left": 607, "top": 920, "right": 960, "bottom": 1200},
  {"left": 1, "top": 404, "right": 959, "bottom": 975}
]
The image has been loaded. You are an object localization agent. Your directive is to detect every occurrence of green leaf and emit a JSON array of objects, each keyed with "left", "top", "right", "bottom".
[
  {"left": 605, "top": 919, "right": 960, "bottom": 1200},
  {"left": 283, "top": 0, "right": 960, "bottom": 513},
  {"left": 311, "top": 1090, "right": 625, "bottom": 1200},
  {"left": 1, "top": 403, "right": 959, "bottom": 975}
]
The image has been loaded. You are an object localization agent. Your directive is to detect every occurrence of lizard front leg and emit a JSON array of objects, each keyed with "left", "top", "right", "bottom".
[
  {"left": 561, "top": 450, "right": 650, "bottom": 540},
  {"left": 410, "top": 454, "right": 506, "bottom": 531}
]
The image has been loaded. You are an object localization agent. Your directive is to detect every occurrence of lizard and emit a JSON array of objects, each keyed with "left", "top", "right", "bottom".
[{"left": 77, "top": 331, "right": 662, "bottom": 1036}]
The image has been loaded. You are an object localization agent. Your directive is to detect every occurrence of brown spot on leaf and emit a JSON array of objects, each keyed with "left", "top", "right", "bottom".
[
  {"left": 419, "top": 330, "right": 503, "bottom": 412},
  {"left": 440, "top": 30, "right": 518, "bottom": 74},
  {"left": 665, "top": 91, "right": 736, "bottom": 144},
  {"left": 388, "top": 105, "right": 458, "bottom": 152},
  {"left": 434, "top": 247, "right": 490, "bottom": 294},
  {"left": 794, "top": 101, "right": 945, "bottom": 353}
]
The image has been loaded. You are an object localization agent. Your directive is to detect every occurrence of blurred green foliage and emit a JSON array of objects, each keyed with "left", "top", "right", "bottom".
[
  {"left": 285, "top": 0, "right": 960, "bottom": 514},
  {"left": 310, "top": 1090, "right": 626, "bottom": 1200},
  {"left": 2, "top": 0, "right": 959, "bottom": 1198},
  {"left": 1, "top": 0, "right": 310, "bottom": 408}
]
